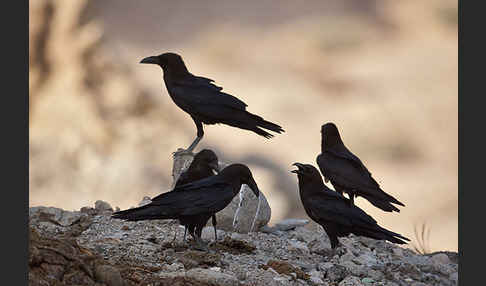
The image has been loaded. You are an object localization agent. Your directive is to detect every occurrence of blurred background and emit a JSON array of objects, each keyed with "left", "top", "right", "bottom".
[{"left": 29, "top": 0, "right": 457, "bottom": 252}]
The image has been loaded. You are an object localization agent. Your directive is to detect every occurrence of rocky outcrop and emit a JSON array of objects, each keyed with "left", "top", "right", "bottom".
[{"left": 29, "top": 204, "right": 458, "bottom": 286}]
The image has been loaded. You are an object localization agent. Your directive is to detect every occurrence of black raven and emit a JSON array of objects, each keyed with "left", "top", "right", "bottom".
[
  {"left": 291, "top": 163, "right": 409, "bottom": 250},
  {"left": 140, "top": 52, "right": 285, "bottom": 154},
  {"left": 174, "top": 149, "right": 220, "bottom": 241},
  {"left": 112, "top": 163, "right": 260, "bottom": 250},
  {"left": 316, "top": 122, "right": 405, "bottom": 212}
]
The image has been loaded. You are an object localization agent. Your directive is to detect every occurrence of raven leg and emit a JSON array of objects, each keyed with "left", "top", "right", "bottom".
[
  {"left": 187, "top": 225, "right": 196, "bottom": 240},
  {"left": 187, "top": 119, "right": 204, "bottom": 152},
  {"left": 335, "top": 189, "right": 343, "bottom": 196},
  {"left": 173, "top": 118, "right": 204, "bottom": 156},
  {"left": 212, "top": 215, "right": 218, "bottom": 241},
  {"left": 333, "top": 184, "right": 344, "bottom": 196},
  {"left": 335, "top": 185, "right": 354, "bottom": 207},
  {"left": 193, "top": 225, "right": 209, "bottom": 251},
  {"left": 348, "top": 192, "right": 355, "bottom": 206},
  {"left": 322, "top": 225, "right": 341, "bottom": 250},
  {"left": 187, "top": 224, "right": 204, "bottom": 250}
]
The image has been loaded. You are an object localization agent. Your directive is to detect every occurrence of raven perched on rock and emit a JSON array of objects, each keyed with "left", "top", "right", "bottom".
[
  {"left": 291, "top": 163, "right": 409, "bottom": 250},
  {"left": 174, "top": 149, "right": 220, "bottom": 241},
  {"left": 316, "top": 122, "right": 405, "bottom": 212},
  {"left": 175, "top": 149, "right": 220, "bottom": 187},
  {"left": 112, "top": 164, "right": 260, "bottom": 250},
  {"left": 140, "top": 52, "right": 285, "bottom": 154}
]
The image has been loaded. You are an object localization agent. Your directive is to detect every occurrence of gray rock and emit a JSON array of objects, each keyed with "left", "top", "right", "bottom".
[
  {"left": 392, "top": 247, "right": 403, "bottom": 257},
  {"left": 293, "top": 261, "right": 316, "bottom": 272},
  {"left": 449, "top": 272, "right": 458, "bottom": 285},
  {"left": 158, "top": 271, "right": 184, "bottom": 280},
  {"left": 308, "top": 238, "right": 332, "bottom": 255},
  {"left": 397, "top": 262, "right": 422, "bottom": 281},
  {"left": 326, "top": 265, "right": 348, "bottom": 282},
  {"left": 340, "top": 261, "right": 367, "bottom": 277},
  {"left": 185, "top": 268, "right": 239, "bottom": 286},
  {"left": 339, "top": 276, "right": 364, "bottom": 286},
  {"left": 272, "top": 275, "right": 291, "bottom": 285},
  {"left": 405, "top": 254, "right": 432, "bottom": 266},
  {"left": 95, "top": 200, "right": 113, "bottom": 213},
  {"left": 318, "top": 262, "right": 335, "bottom": 272},
  {"left": 164, "top": 262, "right": 184, "bottom": 272},
  {"left": 172, "top": 153, "right": 272, "bottom": 233},
  {"left": 411, "top": 283, "right": 428, "bottom": 286},
  {"left": 353, "top": 252, "right": 378, "bottom": 267},
  {"left": 80, "top": 206, "right": 99, "bottom": 216},
  {"left": 368, "top": 269, "right": 384, "bottom": 281},
  {"left": 94, "top": 264, "right": 124, "bottom": 286},
  {"left": 430, "top": 253, "right": 451, "bottom": 265},
  {"left": 275, "top": 219, "right": 309, "bottom": 231},
  {"left": 308, "top": 270, "right": 325, "bottom": 286},
  {"left": 200, "top": 226, "right": 226, "bottom": 240},
  {"left": 288, "top": 239, "right": 309, "bottom": 253},
  {"left": 261, "top": 225, "right": 279, "bottom": 234},
  {"left": 309, "top": 275, "right": 324, "bottom": 285},
  {"left": 234, "top": 268, "right": 247, "bottom": 280},
  {"left": 29, "top": 206, "right": 86, "bottom": 227},
  {"left": 170, "top": 148, "right": 198, "bottom": 188},
  {"left": 361, "top": 277, "right": 374, "bottom": 284},
  {"left": 214, "top": 182, "right": 271, "bottom": 233},
  {"left": 257, "top": 270, "right": 286, "bottom": 286},
  {"left": 339, "top": 251, "right": 356, "bottom": 263}
]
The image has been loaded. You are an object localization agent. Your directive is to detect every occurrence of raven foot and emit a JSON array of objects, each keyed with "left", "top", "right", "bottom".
[
  {"left": 192, "top": 239, "right": 210, "bottom": 252},
  {"left": 172, "top": 148, "right": 194, "bottom": 158}
]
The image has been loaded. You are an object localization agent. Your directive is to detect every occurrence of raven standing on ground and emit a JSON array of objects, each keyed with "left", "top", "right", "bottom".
[
  {"left": 291, "top": 163, "right": 409, "bottom": 251},
  {"left": 316, "top": 122, "right": 405, "bottom": 212},
  {"left": 140, "top": 52, "right": 285, "bottom": 154},
  {"left": 112, "top": 164, "right": 260, "bottom": 250},
  {"left": 173, "top": 149, "right": 220, "bottom": 242}
]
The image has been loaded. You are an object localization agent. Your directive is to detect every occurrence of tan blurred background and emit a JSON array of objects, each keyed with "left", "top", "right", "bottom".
[{"left": 29, "top": 0, "right": 457, "bottom": 252}]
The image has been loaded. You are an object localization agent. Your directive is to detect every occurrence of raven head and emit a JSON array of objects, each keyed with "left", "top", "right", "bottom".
[
  {"left": 140, "top": 52, "right": 186, "bottom": 72},
  {"left": 195, "top": 149, "right": 220, "bottom": 173}
]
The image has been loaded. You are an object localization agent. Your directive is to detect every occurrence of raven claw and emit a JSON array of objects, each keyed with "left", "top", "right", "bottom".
[{"left": 172, "top": 148, "right": 194, "bottom": 158}]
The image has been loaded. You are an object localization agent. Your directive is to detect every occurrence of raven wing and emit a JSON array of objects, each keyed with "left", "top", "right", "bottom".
[
  {"left": 149, "top": 180, "right": 236, "bottom": 217},
  {"left": 317, "top": 151, "right": 380, "bottom": 192},
  {"left": 193, "top": 76, "right": 223, "bottom": 91},
  {"left": 305, "top": 192, "right": 377, "bottom": 228},
  {"left": 168, "top": 76, "right": 248, "bottom": 112}
]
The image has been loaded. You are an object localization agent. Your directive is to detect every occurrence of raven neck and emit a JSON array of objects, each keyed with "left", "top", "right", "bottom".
[
  {"left": 298, "top": 176, "right": 325, "bottom": 195},
  {"left": 322, "top": 138, "right": 346, "bottom": 153},
  {"left": 163, "top": 66, "right": 191, "bottom": 81},
  {"left": 187, "top": 164, "right": 212, "bottom": 177}
]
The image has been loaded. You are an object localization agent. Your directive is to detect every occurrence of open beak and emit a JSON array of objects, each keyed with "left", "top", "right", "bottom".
[
  {"left": 247, "top": 176, "right": 260, "bottom": 198},
  {"left": 209, "top": 161, "right": 220, "bottom": 173},
  {"left": 290, "top": 162, "right": 305, "bottom": 174},
  {"left": 140, "top": 56, "right": 159, "bottom": 64}
]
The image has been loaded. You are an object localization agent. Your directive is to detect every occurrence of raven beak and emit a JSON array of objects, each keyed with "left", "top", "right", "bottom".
[
  {"left": 291, "top": 162, "right": 305, "bottom": 174},
  {"left": 247, "top": 177, "right": 260, "bottom": 198},
  {"left": 140, "top": 56, "right": 159, "bottom": 64},
  {"left": 209, "top": 161, "right": 220, "bottom": 173}
]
